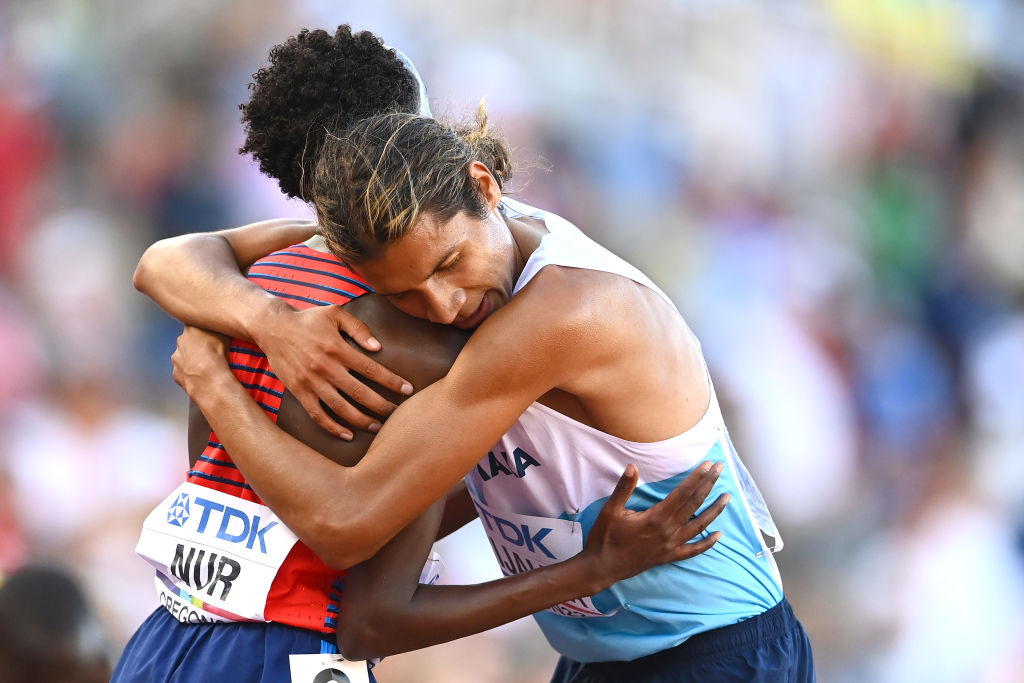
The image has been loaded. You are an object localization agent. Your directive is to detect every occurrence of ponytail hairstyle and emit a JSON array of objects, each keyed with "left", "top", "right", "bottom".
[{"left": 313, "top": 101, "right": 513, "bottom": 264}]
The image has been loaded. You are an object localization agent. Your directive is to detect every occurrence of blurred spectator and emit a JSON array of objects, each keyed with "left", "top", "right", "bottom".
[
  {"left": 847, "top": 449, "right": 1024, "bottom": 683},
  {"left": 0, "top": 468, "right": 28, "bottom": 573},
  {"left": 0, "top": 283, "right": 43, "bottom": 416},
  {"left": 0, "top": 50, "right": 56, "bottom": 274},
  {"left": 5, "top": 371, "right": 184, "bottom": 645},
  {"left": 0, "top": 563, "right": 114, "bottom": 683}
]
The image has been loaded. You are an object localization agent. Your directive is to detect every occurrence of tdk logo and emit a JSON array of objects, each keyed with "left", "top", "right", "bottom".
[
  {"left": 170, "top": 496, "right": 279, "bottom": 554},
  {"left": 167, "top": 493, "right": 190, "bottom": 527}
]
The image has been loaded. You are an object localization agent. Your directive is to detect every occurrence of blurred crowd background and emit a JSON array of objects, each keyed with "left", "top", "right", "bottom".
[{"left": 1, "top": 0, "right": 1023, "bottom": 681}]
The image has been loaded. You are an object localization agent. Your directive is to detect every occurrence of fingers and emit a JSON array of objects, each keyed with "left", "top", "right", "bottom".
[
  {"left": 294, "top": 390, "right": 355, "bottom": 441},
  {"left": 292, "top": 344, "right": 399, "bottom": 421},
  {"left": 675, "top": 530, "right": 723, "bottom": 560},
  {"left": 673, "top": 492, "right": 730, "bottom": 560},
  {"left": 295, "top": 369, "right": 408, "bottom": 440},
  {"left": 254, "top": 305, "right": 417, "bottom": 436},
  {"left": 332, "top": 307, "right": 381, "bottom": 351},
  {"left": 294, "top": 381, "right": 392, "bottom": 442},
  {"left": 661, "top": 460, "right": 724, "bottom": 519},
  {"left": 345, "top": 349, "right": 414, "bottom": 398},
  {"left": 331, "top": 308, "right": 413, "bottom": 397},
  {"left": 171, "top": 326, "right": 231, "bottom": 394},
  {"left": 605, "top": 465, "right": 639, "bottom": 512},
  {"left": 690, "top": 492, "right": 730, "bottom": 534},
  {"left": 316, "top": 366, "right": 396, "bottom": 418}
]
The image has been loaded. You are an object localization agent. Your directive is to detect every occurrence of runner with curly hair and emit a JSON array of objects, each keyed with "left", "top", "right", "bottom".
[{"left": 115, "top": 26, "right": 726, "bottom": 683}]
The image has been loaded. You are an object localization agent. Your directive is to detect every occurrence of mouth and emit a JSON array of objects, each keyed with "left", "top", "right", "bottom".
[{"left": 452, "top": 294, "right": 492, "bottom": 329}]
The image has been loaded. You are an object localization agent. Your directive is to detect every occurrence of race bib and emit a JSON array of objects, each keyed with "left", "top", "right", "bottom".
[
  {"left": 136, "top": 482, "right": 299, "bottom": 623},
  {"left": 473, "top": 501, "right": 616, "bottom": 619},
  {"left": 289, "top": 654, "right": 369, "bottom": 683}
]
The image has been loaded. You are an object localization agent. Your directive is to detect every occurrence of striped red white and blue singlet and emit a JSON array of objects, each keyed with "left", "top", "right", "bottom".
[{"left": 186, "top": 244, "right": 371, "bottom": 634}]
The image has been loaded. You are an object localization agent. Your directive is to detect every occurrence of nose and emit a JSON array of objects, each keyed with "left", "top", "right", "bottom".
[{"left": 423, "top": 283, "right": 465, "bottom": 325}]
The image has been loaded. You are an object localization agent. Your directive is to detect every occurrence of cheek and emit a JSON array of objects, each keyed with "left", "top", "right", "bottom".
[
  {"left": 458, "top": 256, "right": 494, "bottom": 290},
  {"left": 390, "top": 299, "right": 424, "bottom": 319},
  {"left": 387, "top": 294, "right": 435, "bottom": 321}
]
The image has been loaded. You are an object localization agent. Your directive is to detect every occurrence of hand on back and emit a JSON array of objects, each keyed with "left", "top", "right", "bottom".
[{"left": 251, "top": 304, "right": 415, "bottom": 440}]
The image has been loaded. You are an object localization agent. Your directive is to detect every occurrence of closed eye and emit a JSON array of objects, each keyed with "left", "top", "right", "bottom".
[{"left": 436, "top": 254, "right": 461, "bottom": 273}]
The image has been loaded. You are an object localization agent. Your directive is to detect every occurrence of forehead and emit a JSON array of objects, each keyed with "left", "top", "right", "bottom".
[{"left": 354, "top": 214, "right": 461, "bottom": 291}]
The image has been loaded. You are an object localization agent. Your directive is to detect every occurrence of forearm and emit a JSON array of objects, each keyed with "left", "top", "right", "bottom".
[
  {"left": 190, "top": 368, "right": 375, "bottom": 568},
  {"left": 338, "top": 499, "right": 606, "bottom": 661},
  {"left": 436, "top": 483, "right": 477, "bottom": 540},
  {"left": 134, "top": 220, "right": 315, "bottom": 339},
  {"left": 342, "top": 557, "right": 605, "bottom": 660},
  {"left": 184, "top": 323, "right": 527, "bottom": 568}
]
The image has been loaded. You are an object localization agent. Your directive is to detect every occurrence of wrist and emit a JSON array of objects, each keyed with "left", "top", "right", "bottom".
[
  {"left": 188, "top": 361, "right": 240, "bottom": 411},
  {"left": 247, "top": 296, "right": 294, "bottom": 347},
  {"left": 567, "top": 553, "right": 614, "bottom": 597}
]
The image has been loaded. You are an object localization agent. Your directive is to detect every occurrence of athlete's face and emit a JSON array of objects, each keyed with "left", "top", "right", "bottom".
[{"left": 354, "top": 207, "right": 519, "bottom": 329}]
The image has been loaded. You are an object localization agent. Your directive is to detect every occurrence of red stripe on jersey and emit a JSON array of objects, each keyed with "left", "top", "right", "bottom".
[
  {"left": 247, "top": 248, "right": 371, "bottom": 309},
  {"left": 184, "top": 244, "right": 369, "bottom": 632}
]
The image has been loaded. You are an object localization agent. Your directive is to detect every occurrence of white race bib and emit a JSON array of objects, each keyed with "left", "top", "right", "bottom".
[
  {"left": 473, "top": 500, "right": 617, "bottom": 618},
  {"left": 137, "top": 482, "right": 299, "bottom": 622},
  {"left": 289, "top": 654, "right": 369, "bottom": 683}
]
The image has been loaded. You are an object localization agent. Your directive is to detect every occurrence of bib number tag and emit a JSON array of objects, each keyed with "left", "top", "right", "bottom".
[
  {"left": 473, "top": 501, "right": 616, "bottom": 618},
  {"left": 136, "top": 482, "right": 299, "bottom": 622},
  {"left": 289, "top": 654, "right": 369, "bottom": 683}
]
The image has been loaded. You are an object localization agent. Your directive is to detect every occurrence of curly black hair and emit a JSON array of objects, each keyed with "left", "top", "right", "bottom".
[{"left": 239, "top": 25, "right": 421, "bottom": 200}]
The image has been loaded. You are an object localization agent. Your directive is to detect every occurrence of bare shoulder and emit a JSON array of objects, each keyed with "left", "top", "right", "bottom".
[
  {"left": 501, "top": 266, "right": 708, "bottom": 440},
  {"left": 343, "top": 294, "right": 470, "bottom": 388},
  {"left": 278, "top": 294, "right": 472, "bottom": 467},
  {"left": 506, "top": 265, "right": 659, "bottom": 348},
  {"left": 451, "top": 265, "right": 645, "bottom": 386}
]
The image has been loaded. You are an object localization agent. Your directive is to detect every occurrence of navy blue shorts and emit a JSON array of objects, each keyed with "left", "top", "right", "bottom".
[
  {"left": 549, "top": 598, "right": 815, "bottom": 683},
  {"left": 112, "top": 607, "right": 377, "bottom": 683}
]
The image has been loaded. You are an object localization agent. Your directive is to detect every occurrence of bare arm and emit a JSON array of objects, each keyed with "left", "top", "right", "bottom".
[
  {"left": 136, "top": 221, "right": 416, "bottom": 437},
  {"left": 175, "top": 268, "right": 685, "bottom": 567},
  {"left": 182, "top": 296, "right": 727, "bottom": 660},
  {"left": 436, "top": 483, "right": 477, "bottom": 540},
  {"left": 338, "top": 463, "right": 726, "bottom": 660},
  {"left": 134, "top": 219, "right": 318, "bottom": 339}
]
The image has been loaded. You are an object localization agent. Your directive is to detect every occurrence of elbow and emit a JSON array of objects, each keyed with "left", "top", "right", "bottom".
[
  {"left": 133, "top": 245, "right": 157, "bottom": 294},
  {"left": 305, "top": 510, "right": 382, "bottom": 571},
  {"left": 336, "top": 618, "right": 384, "bottom": 662},
  {"left": 134, "top": 237, "right": 177, "bottom": 295},
  {"left": 336, "top": 605, "right": 406, "bottom": 661}
]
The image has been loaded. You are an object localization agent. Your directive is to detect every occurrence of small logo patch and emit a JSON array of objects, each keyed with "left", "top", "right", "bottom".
[{"left": 167, "top": 492, "right": 190, "bottom": 527}]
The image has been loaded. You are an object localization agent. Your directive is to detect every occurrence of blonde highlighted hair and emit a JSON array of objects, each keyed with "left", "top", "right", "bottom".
[{"left": 313, "top": 101, "right": 512, "bottom": 264}]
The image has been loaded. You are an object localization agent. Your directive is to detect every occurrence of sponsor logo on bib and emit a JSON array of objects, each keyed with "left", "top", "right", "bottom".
[
  {"left": 167, "top": 492, "right": 190, "bottom": 526},
  {"left": 136, "top": 483, "right": 299, "bottom": 622},
  {"left": 472, "top": 499, "right": 617, "bottom": 619}
]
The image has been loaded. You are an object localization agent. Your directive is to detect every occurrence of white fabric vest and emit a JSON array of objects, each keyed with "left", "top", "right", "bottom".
[{"left": 465, "top": 198, "right": 784, "bottom": 663}]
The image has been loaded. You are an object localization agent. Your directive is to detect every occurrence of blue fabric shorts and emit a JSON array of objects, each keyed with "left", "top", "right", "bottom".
[
  {"left": 549, "top": 598, "right": 815, "bottom": 683},
  {"left": 112, "top": 607, "right": 377, "bottom": 683}
]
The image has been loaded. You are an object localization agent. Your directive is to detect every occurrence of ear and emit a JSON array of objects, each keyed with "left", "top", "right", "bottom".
[{"left": 467, "top": 160, "right": 501, "bottom": 210}]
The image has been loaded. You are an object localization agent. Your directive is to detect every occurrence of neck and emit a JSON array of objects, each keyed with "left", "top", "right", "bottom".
[{"left": 501, "top": 209, "right": 546, "bottom": 282}]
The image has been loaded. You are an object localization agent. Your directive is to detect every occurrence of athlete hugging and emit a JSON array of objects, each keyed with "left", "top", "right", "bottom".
[{"left": 114, "top": 23, "right": 815, "bottom": 683}]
